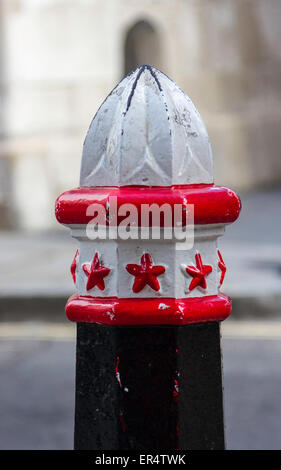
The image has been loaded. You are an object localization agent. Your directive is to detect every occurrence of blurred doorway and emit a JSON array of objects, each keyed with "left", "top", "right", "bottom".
[{"left": 124, "top": 20, "right": 163, "bottom": 75}]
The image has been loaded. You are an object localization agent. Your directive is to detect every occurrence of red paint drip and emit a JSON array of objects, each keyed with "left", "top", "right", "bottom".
[
  {"left": 173, "top": 378, "right": 179, "bottom": 403},
  {"left": 174, "top": 372, "right": 180, "bottom": 449},
  {"left": 116, "top": 356, "right": 122, "bottom": 388}
]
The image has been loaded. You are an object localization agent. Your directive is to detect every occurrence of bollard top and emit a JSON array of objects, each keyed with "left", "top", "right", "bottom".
[
  {"left": 56, "top": 66, "right": 241, "bottom": 326},
  {"left": 80, "top": 65, "right": 213, "bottom": 187}
]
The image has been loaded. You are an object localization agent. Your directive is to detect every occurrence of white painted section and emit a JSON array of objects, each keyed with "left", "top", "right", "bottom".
[
  {"left": 77, "top": 239, "right": 118, "bottom": 297},
  {"left": 80, "top": 66, "right": 213, "bottom": 187},
  {"left": 117, "top": 239, "right": 176, "bottom": 298},
  {"left": 71, "top": 67, "right": 222, "bottom": 300},
  {"left": 175, "top": 238, "right": 220, "bottom": 299},
  {"left": 71, "top": 224, "right": 224, "bottom": 299}
]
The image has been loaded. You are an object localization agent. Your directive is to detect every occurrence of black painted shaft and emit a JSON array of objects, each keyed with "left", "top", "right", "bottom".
[{"left": 74, "top": 322, "right": 225, "bottom": 450}]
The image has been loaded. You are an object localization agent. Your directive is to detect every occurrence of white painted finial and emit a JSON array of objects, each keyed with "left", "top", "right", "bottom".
[{"left": 80, "top": 65, "right": 213, "bottom": 187}]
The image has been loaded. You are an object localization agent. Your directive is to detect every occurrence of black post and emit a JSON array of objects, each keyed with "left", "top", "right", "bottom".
[{"left": 74, "top": 322, "right": 224, "bottom": 450}]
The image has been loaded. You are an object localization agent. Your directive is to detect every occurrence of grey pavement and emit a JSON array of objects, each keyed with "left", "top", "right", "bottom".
[
  {"left": 0, "top": 321, "right": 281, "bottom": 450},
  {"left": 0, "top": 188, "right": 281, "bottom": 319}
]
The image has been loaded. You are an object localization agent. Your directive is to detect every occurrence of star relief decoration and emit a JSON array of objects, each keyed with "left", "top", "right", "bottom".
[
  {"left": 184, "top": 253, "right": 212, "bottom": 291},
  {"left": 70, "top": 249, "right": 79, "bottom": 284},
  {"left": 126, "top": 253, "right": 165, "bottom": 293},
  {"left": 82, "top": 252, "right": 110, "bottom": 291},
  {"left": 218, "top": 250, "right": 226, "bottom": 286}
]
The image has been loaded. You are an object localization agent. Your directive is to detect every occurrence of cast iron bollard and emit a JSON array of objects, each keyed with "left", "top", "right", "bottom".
[{"left": 55, "top": 65, "right": 241, "bottom": 450}]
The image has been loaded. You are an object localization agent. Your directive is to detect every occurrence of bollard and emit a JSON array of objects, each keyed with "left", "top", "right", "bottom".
[{"left": 55, "top": 65, "right": 241, "bottom": 450}]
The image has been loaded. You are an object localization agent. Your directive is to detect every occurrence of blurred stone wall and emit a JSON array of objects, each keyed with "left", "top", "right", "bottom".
[{"left": 0, "top": 0, "right": 280, "bottom": 229}]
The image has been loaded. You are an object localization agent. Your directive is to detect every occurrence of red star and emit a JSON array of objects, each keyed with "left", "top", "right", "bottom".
[
  {"left": 186, "top": 253, "right": 212, "bottom": 291},
  {"left": 70, "top": 250, "right": 79, "bottom": 284},
  {"left": 126, "top": 253, "right": 165, "bottom": 293},
  {"left": 82, "top": 252, "right": 110, "bottom": 291},
  {"left": 218, "top": 250, "right": 226, "bottom": 286}
]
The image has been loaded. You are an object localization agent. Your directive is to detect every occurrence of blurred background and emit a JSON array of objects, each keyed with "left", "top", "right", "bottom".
[{"left": 0, "top": 0, "right": 281, "bottom": 450}]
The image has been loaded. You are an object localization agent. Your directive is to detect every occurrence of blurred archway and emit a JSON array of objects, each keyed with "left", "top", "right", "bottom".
[{"left": 124, "top": 20, "right": 162, "bottom": 75}]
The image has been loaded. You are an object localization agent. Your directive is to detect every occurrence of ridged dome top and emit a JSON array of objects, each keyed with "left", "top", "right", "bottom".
[{"left": 80, "top": 65, "right": 213, "bottom": 187}]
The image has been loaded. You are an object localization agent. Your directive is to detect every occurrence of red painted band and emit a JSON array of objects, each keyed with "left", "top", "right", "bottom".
[
  {"left": 66, "top": 293, "right": 231, "bottom": 325},
  {"left": 55, "top": 184, "right": 241, "bottom": 226}
]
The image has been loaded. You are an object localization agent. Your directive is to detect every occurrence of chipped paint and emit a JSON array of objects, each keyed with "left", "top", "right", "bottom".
[{"left": 158, "top": 303, "right": 169, "bottom": 310}]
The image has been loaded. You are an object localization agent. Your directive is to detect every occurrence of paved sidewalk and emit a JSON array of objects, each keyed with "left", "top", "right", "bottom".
[
  {"left": 0, "top": 189, "right": 281, "bottom": 319},
  {"left": 0, "top": 320, "right": 281, "bottom": 450}
]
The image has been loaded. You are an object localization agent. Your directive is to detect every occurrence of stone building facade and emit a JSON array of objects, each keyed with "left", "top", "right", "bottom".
[{"left": 0, "top": 0, "right": 280, "bottom": 229}]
